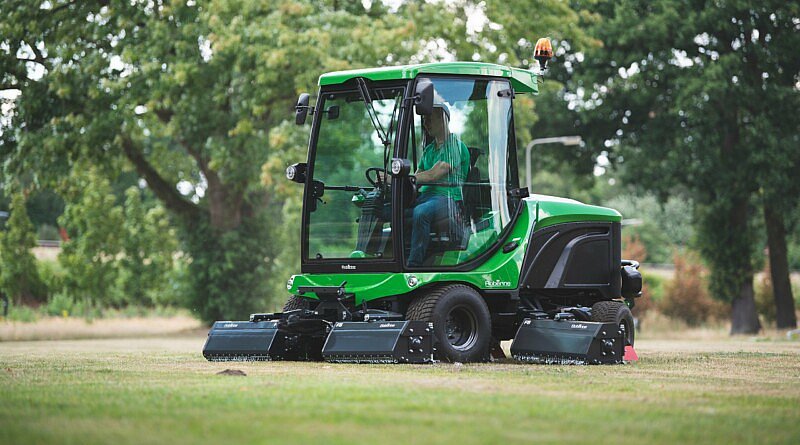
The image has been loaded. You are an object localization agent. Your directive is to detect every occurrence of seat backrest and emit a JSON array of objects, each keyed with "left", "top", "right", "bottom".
[{"left": 463, "top": 147, "right": 486, "bottom": 222}]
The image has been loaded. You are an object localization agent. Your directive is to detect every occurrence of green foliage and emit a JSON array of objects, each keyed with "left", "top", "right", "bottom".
[
  {"left": 58, "top": 169, "right": 124, "bottom": 306},
  {"left": 36, "top": 259, "right": 64, "bottom": 296},
  {"left": 0, "top": 193, "right": 45, "bottom": 304},
  {"left": 181, "top": 213, "right": 272, "bottom": 322},
  {"left": 56, "top": 170, "right": 182, "bottom": 310},
  {"left": 574, "top": 0, "right": 799, "bottom": 332},
  {"left": 117, "top": 187, "right": 179, "bottom": 306},
  {"left": 609, "top": 193, "right": 694, "bottom": 263},
  {"left": 44, "top": 292, "right": 76, "bottom": 318},
  {"left": 641, "top": 271, "right": 665, "bottom": 303},
  {"left": 2, "top": 0, "right": 490, "bottom": 321},
  {"left": 5, "top": 303, "right": 38, "bottom": 323}
]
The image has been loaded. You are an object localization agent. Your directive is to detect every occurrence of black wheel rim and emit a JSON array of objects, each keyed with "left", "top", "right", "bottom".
[{"left": 445, "top": 304, "right": 478, "bottom": 351}]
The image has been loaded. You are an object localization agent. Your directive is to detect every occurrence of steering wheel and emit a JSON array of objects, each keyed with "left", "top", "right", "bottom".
[{"left": 365, "top": 167, "right": 387, "bottom": 188}]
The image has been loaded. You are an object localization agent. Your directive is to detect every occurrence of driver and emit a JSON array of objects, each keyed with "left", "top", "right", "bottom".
[{"left": 408, "top": 101, "right": 470, "bottom": 267}]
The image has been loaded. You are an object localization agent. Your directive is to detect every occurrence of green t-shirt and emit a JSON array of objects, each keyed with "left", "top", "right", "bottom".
[{"left": 418, "top": 134, "right": 470, "bottom": 201}]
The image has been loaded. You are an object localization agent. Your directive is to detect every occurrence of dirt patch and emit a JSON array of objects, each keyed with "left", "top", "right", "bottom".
[{"left": 217, "top": 369, "right": 247, "bottom": 376}]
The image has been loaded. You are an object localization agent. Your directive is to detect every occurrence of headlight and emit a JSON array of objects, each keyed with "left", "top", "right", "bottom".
[
  {"left": 390, "top": 158, "right": 411, "bottom": 177},
  {"left": 391, "top": 159, "right": 403, "bottom": 175},
  {"left": 285, "top": 163, "right": 307, "bottom": 183},
  {"left": 286, "top": 276, "right": 295, "bottom": 290}
]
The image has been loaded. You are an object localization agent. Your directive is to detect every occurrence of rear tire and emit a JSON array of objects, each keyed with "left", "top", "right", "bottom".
[
  {"left": 406, "top": 284, "right": 491, "bottom": 362},
  {"left": 590, "top": 300, "right": 635, "bottom": 346}
]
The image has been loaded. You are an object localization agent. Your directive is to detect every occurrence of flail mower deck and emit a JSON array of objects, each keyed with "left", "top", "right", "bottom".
[{"left": 204, "top": 40, "right": 642, "bottom": 366}]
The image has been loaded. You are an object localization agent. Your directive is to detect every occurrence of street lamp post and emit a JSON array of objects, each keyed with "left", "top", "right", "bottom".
[{"left": 525, "top": 136, "right": 582, "bottom": 190}]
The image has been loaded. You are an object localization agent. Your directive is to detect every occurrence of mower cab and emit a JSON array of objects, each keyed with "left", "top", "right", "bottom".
[{"left": 204, "top": 41, "right": 642, "bottom": 364}]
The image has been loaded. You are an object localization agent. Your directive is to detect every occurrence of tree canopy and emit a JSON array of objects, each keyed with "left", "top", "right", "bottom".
[{"left": 572, "top": 0, "right": 800, "bottom": 332}]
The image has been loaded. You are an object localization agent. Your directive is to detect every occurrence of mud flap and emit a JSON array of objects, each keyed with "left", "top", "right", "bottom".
[
  {"left": 322, "top": 321, "right": 434, "bottom": 364},
  {"left": 510, "top": 319, "right": 624, "bottom": 365}
]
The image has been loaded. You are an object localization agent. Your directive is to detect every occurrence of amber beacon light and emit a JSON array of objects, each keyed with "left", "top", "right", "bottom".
[{"left": 533, "top": 37, "right": 553, "bottom": 71}]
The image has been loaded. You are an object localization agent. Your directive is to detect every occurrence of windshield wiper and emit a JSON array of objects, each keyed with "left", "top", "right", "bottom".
[{"left": 356, "top": 77, "right": 392, "bottom": 149}]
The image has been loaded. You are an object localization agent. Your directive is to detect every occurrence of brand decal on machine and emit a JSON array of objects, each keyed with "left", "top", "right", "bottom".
[
  {"left": 379, "top": 323, "right": 396, "bottom": 328},
  {"left": 341, "top": 264, "right": 356, "bottom": 270},
  {"left": 571, "top": 323, "right": 588, "bottom": 329},
  {"left": 485, "top": 278, "right": 511, "bottom": 287},
  {"left": 223, "top": 323, "right": 238, "bottom": 328}
]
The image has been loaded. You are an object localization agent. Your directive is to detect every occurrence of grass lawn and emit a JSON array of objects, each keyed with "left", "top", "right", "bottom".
[{"left": 1, "top": 335, "right": 798, "bottom": 445}]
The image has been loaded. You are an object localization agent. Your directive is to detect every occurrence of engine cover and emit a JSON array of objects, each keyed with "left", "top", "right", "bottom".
[
  {"left": 511, "top": 319, "right": 624, "bottom": 365},
  {"left": 322, "top": 320, "right": 434, "bottom": 364}
]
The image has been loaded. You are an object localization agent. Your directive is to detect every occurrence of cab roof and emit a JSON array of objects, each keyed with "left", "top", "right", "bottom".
[{"left": 318, "top": 62, "right": 539, "bottom": 94}]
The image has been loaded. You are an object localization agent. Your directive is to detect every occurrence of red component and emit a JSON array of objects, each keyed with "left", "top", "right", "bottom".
[
  {"left": 623, "top": 345, "right": 639, "bottom": 362},
  {"left": 58, "top": 227, "right": 70, "bottom": 242}
]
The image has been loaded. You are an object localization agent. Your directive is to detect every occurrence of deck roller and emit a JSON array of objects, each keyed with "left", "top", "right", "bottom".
[
  {"left": 322, "top": 320, "right": 433, "bottom": 364},
  {"left": 510, "top": 318, "right": 625, "bottom": 365}
]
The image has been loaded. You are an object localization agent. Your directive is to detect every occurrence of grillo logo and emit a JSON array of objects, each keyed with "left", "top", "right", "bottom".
[
  {"left": 223, "top": 323, "right": 238, "bottom": 328},
  {"left": 571, "top": 323, "right": 588, "bottom": 329},
  {"left": 341, "top": 264, "right": 356, "bottom": 270},
  {"left": 485, "top": 278, "right": 511, "bottom": 287}
]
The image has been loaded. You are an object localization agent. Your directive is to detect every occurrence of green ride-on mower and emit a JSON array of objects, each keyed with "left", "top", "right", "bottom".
[{"left": 203, "top": 39, "right": 642, "bottom": 365}]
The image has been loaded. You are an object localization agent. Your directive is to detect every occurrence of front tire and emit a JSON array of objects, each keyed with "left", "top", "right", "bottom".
[
  {"left": 406, "top": 284, "right": 491, "bottom": 362},
  {"left": 590, "top": 300, "right": 635, "bottom": 346}
]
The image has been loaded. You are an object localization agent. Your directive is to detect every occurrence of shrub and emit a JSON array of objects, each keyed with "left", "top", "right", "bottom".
[
  {"left": 37, "top": 260, "right": 65, "bottom": 297},
  {"left": 7, "top": 303, "right": 39, "bottom": 322},
  {"left": 45, "top": 292, "right": 76, "bottom": 317},
  {"left": 659, "top": 251, "right": 726, "bottom": 326},
  {"left": 0, "top": 193, "right": 46, "bottom": 305},
  {"left": 622, "top": 233, "right": 648, "bottom": 263},
  {"left": 58, "top": 169, "right": 124, "bottom": 307},
  {"left": 116, "top": 187, "right": 179, "bottom": 307},
  {"left": 632, "top": 271, "right": 663, "bottom": 318}
]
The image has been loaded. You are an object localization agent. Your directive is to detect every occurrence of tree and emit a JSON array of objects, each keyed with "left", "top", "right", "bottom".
[
  {"left": 0, "top": 193, "right": 45, "bottom": 305},
  {"left": 118, "top": 187, "right": 179, "bottom": 306},
  {"left": 58, "top": 168, "right": 124, "bottom": 306},
  {"left": 573, "top": 0, "right": 800, "bottom": 333},
  {"left": 0, "top": 0, "right": 462, "bottom": 322}
]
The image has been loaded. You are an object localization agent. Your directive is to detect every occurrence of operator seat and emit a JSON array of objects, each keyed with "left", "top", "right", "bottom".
[{"left": 427, "top": 147, "right": 484, "bottom": 252}]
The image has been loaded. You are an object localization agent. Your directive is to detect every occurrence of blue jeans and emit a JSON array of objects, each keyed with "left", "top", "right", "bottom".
[{"left": 408, "top": 194, "right": 454, "bottom": 267}]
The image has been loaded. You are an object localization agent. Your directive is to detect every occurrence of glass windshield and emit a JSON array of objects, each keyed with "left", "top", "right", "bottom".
[
  {"left": 306, "top": 85, "right": 403, "bottom": 261},
  {"left": 405, "top": 77, "right": 515, "bottom": 267}
]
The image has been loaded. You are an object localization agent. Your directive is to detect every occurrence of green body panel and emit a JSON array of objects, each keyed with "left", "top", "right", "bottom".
[
  {"left": 531, "top": 194, "right": 622, "bottom": 229},
  {"left": 318, "top": 62, "right": 539, "bottom": 94},
  {"left": 288, "top": 196, "right": 621, "bottom": 304}
]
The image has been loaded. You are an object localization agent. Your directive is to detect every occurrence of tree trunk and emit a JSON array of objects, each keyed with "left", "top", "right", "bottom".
[
  {"left": 730, "top": 279, "right": 761, "bottom": 334},
  {"left": 764, "top": 203, "right": 797, "bottom": 329},
  {"left": 728, "top": 192, "right": 761, "bottom": 335},
  {"left": 206, "top": 179, "right": 243, "bottom": 231}
]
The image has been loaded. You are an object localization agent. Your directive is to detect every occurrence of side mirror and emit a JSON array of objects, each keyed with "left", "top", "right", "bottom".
[
  {"left": 414, "top": 78, "right": 433, "bottom": 116},
  {"left": 295, "top": 93, "right": 310, "bottom": 125}
]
